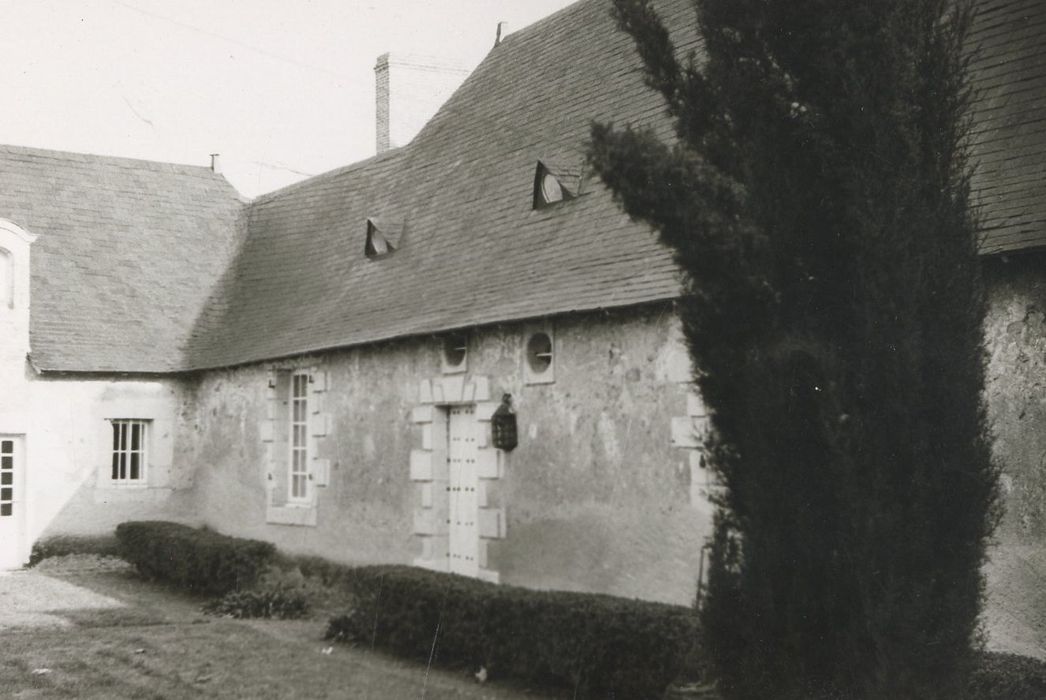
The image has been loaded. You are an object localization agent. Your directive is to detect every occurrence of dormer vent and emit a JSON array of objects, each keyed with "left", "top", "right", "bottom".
[
  {"left": 533, "top": 160, "right": 579, "bottom": 209},
  {"left": 365, "top": 217, "right": 403, "bottom": 259}
]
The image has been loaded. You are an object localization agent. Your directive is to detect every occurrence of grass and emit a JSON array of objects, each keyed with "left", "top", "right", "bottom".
[
  {"left": 0, "top": 566, "right": 550, "bottom": 699},
  {"left": 1, "top": 620, "right": 527, "bottom": 699}
]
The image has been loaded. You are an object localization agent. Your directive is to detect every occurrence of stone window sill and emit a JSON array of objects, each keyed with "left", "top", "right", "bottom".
[{"left": 266, "top": 502, "right": 318, "bottom": 527}]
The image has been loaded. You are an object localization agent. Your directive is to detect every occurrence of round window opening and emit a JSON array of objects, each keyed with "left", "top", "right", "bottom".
[
  {"left": 443, "top": 333, "right": 468, "bottom": 368},
  {"left": 540, "top": 172, "right": 564, "bottom": 205},
  {"left": 526, "top": 332, "right": 553, "bottom": 373}
]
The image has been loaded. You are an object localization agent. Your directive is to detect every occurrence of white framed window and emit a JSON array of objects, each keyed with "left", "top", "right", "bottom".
[
  {"left": 110, "top": 419, "right": 148, "bottom": 484},
  {"left": 288, "top": 370, "right": 310, "bottom": 502}
]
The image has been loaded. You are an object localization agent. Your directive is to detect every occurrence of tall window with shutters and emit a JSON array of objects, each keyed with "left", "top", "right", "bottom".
[
  {"left": 110, "top": 419, "right": 148, "bottom": 484},
  {"left": 288, "top": 370, "right": 310, "bottom": 502}
]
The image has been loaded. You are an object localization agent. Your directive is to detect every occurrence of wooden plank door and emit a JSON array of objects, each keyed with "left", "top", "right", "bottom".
[
  {"left": 0, "top": 436, "right": 25, "bottom": 569},
  {"left": 447, "top": 406, "right": 479, "bottom": 577}
]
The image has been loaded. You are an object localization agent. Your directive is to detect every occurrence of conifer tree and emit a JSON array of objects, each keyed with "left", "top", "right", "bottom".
[{"left": 589, "top": 1, "right": 999, "bottom": 697}]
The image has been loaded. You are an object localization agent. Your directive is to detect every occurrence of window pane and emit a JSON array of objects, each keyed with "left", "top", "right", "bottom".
[
  {"left": 112, "top": 423, "right": 120, "bottom": 450},
  {"left": 130, "top": 453, "right": 140, "bottom": 480},
  {"left": 112, "top": 453, "right": 119, "bottom": 480},
  {"left": 119, "top": 452, "right": 127, "bottom": 480},
  {"left": 1, "top": 456, "right": 11, "bottom": 470},
  {"left": 1, "top": 504, "right": 10, "bottom": 517},
  {"left": 1, "top": 440, "right": 11, "bottom": 453},
  {"left": 1, "top": 488, "right": 11, "bottom": 501},
  {"left": 1, "top": 472, "right": 10, "bottom": 485},
  {"left": 131, "top": 423, "right": 141, "bottom": 450},
  {"left": 119, "top": 422, "right": 128, "bottom": 451}
]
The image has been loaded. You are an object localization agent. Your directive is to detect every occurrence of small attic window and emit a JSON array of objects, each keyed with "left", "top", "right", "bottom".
[
  {"left": 533, "top": 161, "right": 575, "bottom": 210},
  {"left": 365, "top": 217, "right": 403, "bottom": 259}
]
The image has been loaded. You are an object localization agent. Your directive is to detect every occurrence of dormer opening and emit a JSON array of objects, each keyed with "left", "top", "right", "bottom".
[
  {"left": 533, "top": 161, "right": 577, "bottom": 210},
  {"left": 365, "top": 217, "right": 403, "bottom": 259}
]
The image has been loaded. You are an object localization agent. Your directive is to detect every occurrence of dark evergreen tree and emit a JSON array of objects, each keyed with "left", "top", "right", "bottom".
[{"left": 589, "top": 1, "right": 999, "bottom": 697}]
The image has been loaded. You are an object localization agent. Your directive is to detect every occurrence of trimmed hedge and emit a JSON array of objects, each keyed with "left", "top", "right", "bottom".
[
  {"left": 203, "top": 585, "right": 309, "bottom": 619},
  {"left": 28, "top": 534, "right": 121, "bottom": 566},
  {"left": 325, "top": 565, "right": 697, "bottom": 699},
  {"left": 968, "top": 652, "right": 1046, "bottom": 700},
  {"left": 115, "top": 521, "right": 275, "bottom": 595},
  {"left": 203, "top": 567, "right": 314, "bottom": 619}
]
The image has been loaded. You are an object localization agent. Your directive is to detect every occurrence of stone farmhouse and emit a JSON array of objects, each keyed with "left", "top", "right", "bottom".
[{"left": 0, "top": 0, "right": 1042, "bottom": 612}]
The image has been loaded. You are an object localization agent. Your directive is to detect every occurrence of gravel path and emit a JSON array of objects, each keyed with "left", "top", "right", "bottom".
[{"left": 0, "top": 568, "right": 126, "bottom": 629}]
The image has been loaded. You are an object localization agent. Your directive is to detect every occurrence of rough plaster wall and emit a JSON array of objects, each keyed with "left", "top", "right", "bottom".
[
  {"left": 484, "top": 309, "right": 710, "bottom": 604},
  {"left": 181, "top": 304, "right": 712, "bottom": 605},
  {"left": 985, "top": 255, "right": 1046, "bottom": 540},
  {"left": 983, "top": 255, "right": 1046, "bottom": 659},
  {"left": 179, "top": 352, "right": 419, "bottom": 564}
]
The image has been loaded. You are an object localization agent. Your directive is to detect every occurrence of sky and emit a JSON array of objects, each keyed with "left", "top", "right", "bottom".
[{"left": 1, "top": 0, "right": 577, "bottom": 197}]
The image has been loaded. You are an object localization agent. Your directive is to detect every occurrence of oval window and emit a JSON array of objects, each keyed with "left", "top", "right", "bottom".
[
  {"left": 526, "top": 332, "right": 553, "bottom": 373},
  {"left": 443, "top": 333, "right": 468, "bottom": 368}
]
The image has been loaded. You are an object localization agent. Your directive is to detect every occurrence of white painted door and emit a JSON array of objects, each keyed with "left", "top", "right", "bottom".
[
  {"left": 0, "top": 436, "right": 25, "bottom": 569},
  {"left": 447, "top": 406, "right": 479, "bottom": 577}
]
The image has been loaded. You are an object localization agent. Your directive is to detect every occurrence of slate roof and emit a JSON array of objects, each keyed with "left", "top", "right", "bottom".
[
  {"left": 8, "top": 0, "right": 1046, "bottom": 372},
  {"left": 0, "top": 145, "right": 245, "bottom": 372},
  {"left": 184, "top": 0, "right": 698, "bottom": 369},
  {"left": 969, "top": 0, "right": 1046, "bottom": 255}
]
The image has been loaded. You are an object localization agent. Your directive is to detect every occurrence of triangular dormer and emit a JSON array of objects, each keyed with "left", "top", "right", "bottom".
[{"left": 365, "top": 217, "right": 404, "bottom": 259}]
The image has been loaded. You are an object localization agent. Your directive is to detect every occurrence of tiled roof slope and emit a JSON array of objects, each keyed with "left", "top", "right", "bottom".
[
  {"left": 970, "top": 0, "right": 1046, "bottom": 255},
  {"left": 0, "top": 145, "right": 245, "bottom": 372},
  {"left": 189, "top": 0, "right": 1046, "bottom": 368},
  {"left": 186, "top": 0, "right": 698, "bottom": 369}
]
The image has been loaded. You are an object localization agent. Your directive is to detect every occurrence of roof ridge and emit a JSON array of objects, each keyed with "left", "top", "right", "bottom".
[
  {"left": 250, "top": 146, "right": 408, "bottom": 204},
  {"left": 0, "top": 142, "right": 222, "bottom": 177},
  {"left": 493, "top": 0, "right": 588, "bottom": 51}
]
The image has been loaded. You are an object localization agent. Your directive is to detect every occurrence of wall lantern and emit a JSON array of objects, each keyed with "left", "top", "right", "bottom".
[{"left": 491, "top": 394, "right": 518, "bottom": 451}]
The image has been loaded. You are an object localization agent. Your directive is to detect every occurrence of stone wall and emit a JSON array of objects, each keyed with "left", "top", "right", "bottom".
[
  {"left": 985, "top": 253, "right": 1046, "bottom": 541},
  {"left": 178, "top": 303, "right": 714, "bottom": 605}
]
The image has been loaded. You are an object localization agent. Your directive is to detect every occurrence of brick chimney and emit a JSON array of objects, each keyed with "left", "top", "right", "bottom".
[{"left": 374, "top": 53, "right": 470, "bottom": 154}]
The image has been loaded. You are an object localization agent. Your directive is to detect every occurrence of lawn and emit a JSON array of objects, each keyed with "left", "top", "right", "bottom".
[{"left": 0, "top": 563, "right": 550, "bottom": 699}]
